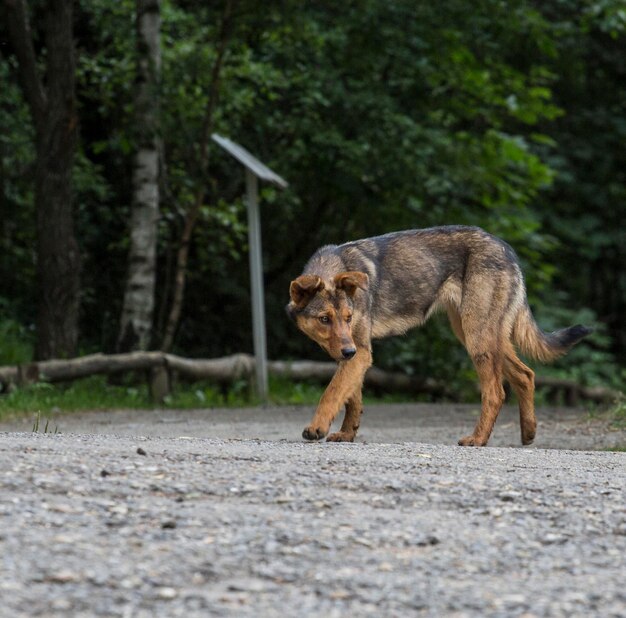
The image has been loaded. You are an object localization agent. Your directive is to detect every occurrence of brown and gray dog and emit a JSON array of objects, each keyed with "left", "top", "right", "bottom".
[{"left": 287, "top": 226, "right": 592, "bottom": 446}]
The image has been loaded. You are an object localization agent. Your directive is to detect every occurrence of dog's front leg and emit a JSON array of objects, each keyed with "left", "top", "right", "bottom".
[
  {"left": 326, "top": 390, "right": 363, "bottom": 443},
  {"left": 302, "top": 347, "right": 372, "bottom": 441}
]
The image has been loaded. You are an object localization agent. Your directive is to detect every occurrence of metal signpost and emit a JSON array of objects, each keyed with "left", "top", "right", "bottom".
[{"left": 211, "top": 134, "right": 288, "bottom": 402}]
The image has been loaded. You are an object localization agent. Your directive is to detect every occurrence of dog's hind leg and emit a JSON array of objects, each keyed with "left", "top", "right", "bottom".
[
  {"left": 447, "top": 306, "right": 466, "bottom": 345},
  {"left": 326, "top": 390, "right": 363, "bottom": 442},
  {"left": 458, "top": 346, "right": 506, "bottom": 446},
  {"left": 456, "top": 270, "right": 511, "bottom": 446},
  {"left": 449, "top": 306, "right": 504, "bottom": 446},
  {"left": 303, "top": 347, "right": 372, "bottom": 441},
  {"left": 503, "top": 346, "right": 536, "bottom": 445},
  {"left": 448, "top": 306, "right": 501, "bottom": 445}
]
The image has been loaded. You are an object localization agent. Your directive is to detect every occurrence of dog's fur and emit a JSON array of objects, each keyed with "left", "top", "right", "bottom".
[{"left": 287, "top": 226, "right": 592, "bottom": 446}]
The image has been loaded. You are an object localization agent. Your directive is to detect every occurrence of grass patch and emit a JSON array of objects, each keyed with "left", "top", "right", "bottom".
[
  {"left": 31, "top": 410, "right": 59, "bottom": 434},
  {"left": 608, "top": 399, "right": 626, "bottom": 429},
  {"left": 0, "top": 374, "right": 424, "bottom": 422},
  {"left": 0, "top": 375, "right": 330, "bottom": 421},
  {"left": 0, "top": 377, "right": 152, "bottom": 419}
]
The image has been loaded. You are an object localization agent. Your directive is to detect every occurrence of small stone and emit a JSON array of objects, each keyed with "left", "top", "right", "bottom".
[
  {"left": 49, "top": 503, "right": 78, "bottom": 514},
  {"left": 313, "top": 500, "right": 331, "bottom": 509},
  {"left": 227, "top": 578, "right": 268, "bottom": 593},
  {"left": 541, "top": 533, "right": 566, "bottom": 545},
  {"left": 46, "top": 570, "right": 81, "bottom": 584},
  {"left": 137, "top": 447, "right": 147, "bottom": 456},
  {"left": 191, "top": 573, "right": 205, "bottom": 585},
  {"left": 156, "top": 587, "right": 178, "bottom": 600},
  {"left": 355, "top": 537, "right": 374, "bottom": 548}
]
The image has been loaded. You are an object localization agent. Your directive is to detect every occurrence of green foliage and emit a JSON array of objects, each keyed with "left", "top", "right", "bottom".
[
  {"left": 0, "top": 314, "right": 33, "bottom": 365},
  {"left": 0, "top": 58, "right": 37, "bottom": 326}
]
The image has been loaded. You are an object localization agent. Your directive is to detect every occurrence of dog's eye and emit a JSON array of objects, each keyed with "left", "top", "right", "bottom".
[
  {"left": 318, "top": 316, "right": 330, "bottom": 324},
  {"left": 346, "top": 315, "right": 352, "bottom": 323}
]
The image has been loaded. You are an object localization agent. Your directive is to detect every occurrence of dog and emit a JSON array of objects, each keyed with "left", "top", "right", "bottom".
[{"left": 287, "top": 226, "right": 592, "bottom": 446}]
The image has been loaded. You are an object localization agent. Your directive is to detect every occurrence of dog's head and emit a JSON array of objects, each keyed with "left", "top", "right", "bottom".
[{"left": 286, "top": 271, "right": 368, "bottom": 361}]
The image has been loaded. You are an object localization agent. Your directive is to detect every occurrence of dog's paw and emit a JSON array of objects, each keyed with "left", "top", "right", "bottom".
[
  {"left": 302, "top": 426, "right": 328, "bottom": 441},
  {"left": 521, "top": 425, "right": 536, "bottom": 446},
  {"left": 326, "top": 431, "right": 355, "bottom": 443},
  {"left": 457, "top": 434, "right": 487, "bottom": 447}
]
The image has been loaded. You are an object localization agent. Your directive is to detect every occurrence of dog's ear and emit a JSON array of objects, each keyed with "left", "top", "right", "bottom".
[
  {"left": 334, "top": 271, "right": 369, "bottom": 298},
  {"left": 289, "top": 275, "right": 324, "bottom": 309}
]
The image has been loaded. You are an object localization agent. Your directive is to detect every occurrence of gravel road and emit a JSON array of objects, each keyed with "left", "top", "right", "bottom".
[
  {"left": 1, "top": 405, "right": 625, "bottom": 617},
  {"left": 2, "top": 403, "right": 624, "bottom": 450}
]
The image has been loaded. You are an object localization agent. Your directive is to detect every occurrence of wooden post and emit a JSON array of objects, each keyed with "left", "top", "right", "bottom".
[
  {"left": 245, "top": 169, "right": 269, "bottom": 402},
  {"left": 149, "top": 365, "right": 171, "bottom": 403},
  {"left": 17, "top": 363, "right": 39, "bottom": 387}
]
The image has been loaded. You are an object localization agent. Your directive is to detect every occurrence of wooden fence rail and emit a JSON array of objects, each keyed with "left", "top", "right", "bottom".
[{"left": 0, "top": 352, "right": 620, "bottom": 405}]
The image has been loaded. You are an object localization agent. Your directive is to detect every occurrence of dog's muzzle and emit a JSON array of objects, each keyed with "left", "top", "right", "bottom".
[{"left": 341, "top": 347, "right": 356, "bottom": 360}]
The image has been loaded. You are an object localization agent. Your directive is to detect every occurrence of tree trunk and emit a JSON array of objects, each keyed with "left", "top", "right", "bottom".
[
  {"left": 160, "top": 193, "right": 201, "bottom": 352},
  {"left": 117, "top": 0, "right": 161, "bottom": 352},
  {"left": 160, "top": 0, "right": 235, "bottom": 352},
  {"left": 4, "top": 0, "right": 81, "bottom": 360}
]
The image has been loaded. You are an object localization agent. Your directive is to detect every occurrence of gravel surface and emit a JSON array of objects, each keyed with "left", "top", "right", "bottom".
[
  {"left": 0, "top": 405, "right": 625, "bottom": 617},
  {"left": 2, "top": 403, "right": 624, "bottom": 450}
]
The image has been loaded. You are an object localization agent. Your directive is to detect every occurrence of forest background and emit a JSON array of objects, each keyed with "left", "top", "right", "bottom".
[{"left": 0, "top": 0, "right": 624, "bottom": 405}]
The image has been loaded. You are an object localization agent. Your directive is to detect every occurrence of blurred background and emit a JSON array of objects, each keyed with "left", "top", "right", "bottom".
[{"left": 0, "top": 0, "right": 624, "bottom": 407}]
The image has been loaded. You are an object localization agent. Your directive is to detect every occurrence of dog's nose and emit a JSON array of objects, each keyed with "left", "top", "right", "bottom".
[{"left": 341, "top": 347, "right": 356, "bottom": 359}]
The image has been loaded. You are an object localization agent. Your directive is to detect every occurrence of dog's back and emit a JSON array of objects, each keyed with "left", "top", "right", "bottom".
[{"left": 304, "top": 226, "right": 522, "bottom": 339}]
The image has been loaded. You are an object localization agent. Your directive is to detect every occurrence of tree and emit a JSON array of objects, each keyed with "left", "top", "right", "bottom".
[
  {"left": 3, "top": 0, "right": 81, "bottom": 359},
  {"left": 117, "top": 0, "right": 162, "bottom": 352},
  {"left": 158, "top": 0, "right": 235, "bottom": 352}
]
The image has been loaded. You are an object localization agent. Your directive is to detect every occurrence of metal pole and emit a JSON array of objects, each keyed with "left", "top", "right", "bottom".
[{"left": 245, "top": 170, "right": 269, "bottom": 402}]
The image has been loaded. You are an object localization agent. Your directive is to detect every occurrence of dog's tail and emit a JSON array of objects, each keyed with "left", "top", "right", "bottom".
[{"left": 512, "top": 303, "right": 593, "bottom": 363}]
